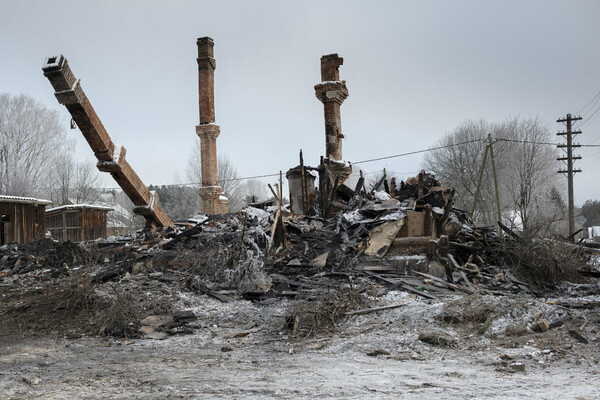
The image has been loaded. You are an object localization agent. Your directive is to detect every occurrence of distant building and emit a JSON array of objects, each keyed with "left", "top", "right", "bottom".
[
  {"left": 105, "top": 203, "right": 133, "bottom": 236},
  {"left": 96, "top": 191, "right": 138, "bottom": 236},
  {"left": 588, "top": 226, "right": 600, "bottom": 243},
  {"left": 0, "top": 195, "right": 52, "bottom": 245},
  {"left": 45, "top": 204, "right": 112, "bottom": 242}
]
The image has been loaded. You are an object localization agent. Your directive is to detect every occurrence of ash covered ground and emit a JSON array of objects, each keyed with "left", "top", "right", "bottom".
[{"left": 1, "top": 201, "right": 600, "bottom": 399}]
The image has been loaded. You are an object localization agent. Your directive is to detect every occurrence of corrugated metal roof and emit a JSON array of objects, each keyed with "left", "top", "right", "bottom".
[
  {"left": 46, "top": 204, "right": 114, "bottom": 213},
  {"left": 0, "top": 195, "right": 52, "bottom": 205}
]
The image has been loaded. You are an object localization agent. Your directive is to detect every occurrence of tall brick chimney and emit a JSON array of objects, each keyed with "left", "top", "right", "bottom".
[
  {"left": 196, "top": 37, "right": 228, "bottom": 215},
  {"left": 313, "top": 54, "right": 352, "bottom": 213},
  {"left": 314, "top": 54, "right": 348, "bottom": 161}
]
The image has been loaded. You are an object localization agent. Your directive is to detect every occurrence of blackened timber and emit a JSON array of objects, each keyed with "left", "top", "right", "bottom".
[
  {"left": 354, "top": 176, "right": 365, "bottom": 194},
  {"left": 336, "top": 183, "right": 355, "bottom": 202},
  {"left": 498, "top": 221, "right": 520, "bottom": 239},
  {"left": 370, "top": 173, "right": 386, "bottom": 194},
  {"left": 325, "top": 176, "right": 340, "bottom": 218},
  {"left": 300, "top": 150, "right": 308, "bottom": 215}
]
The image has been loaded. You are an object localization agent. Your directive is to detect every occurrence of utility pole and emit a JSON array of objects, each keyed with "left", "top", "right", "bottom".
[
  {"left": 471, "top": 134, "right": 502, "bottom": 234},
  {"left": 557, "top": 113, "right": 582, "bottom": 243}
]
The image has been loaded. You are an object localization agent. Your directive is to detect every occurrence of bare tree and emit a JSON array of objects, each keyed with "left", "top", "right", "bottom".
[
  {"left": 71, "top": 160, "right": 102, "bottom": 204},
  {"left": 240, "top": 179, "right": 270, "bottom": 204},
  {"left": 423, "top": 119, "right": 495, "bottom": 222},
  {"left": 217, "top": 155, "right": 244, "bottom": 211},
  {"left": 423, "top": 117, "right": 564, "bottom": 237},
  {"left": 0, "top": 93, "right": 67, "bottom": 196},
  {"left": 47, "top": 151, "right": 73, "bottom": 205},
  {"left": 186, "top": 137, "right": 244, "bottom": 212},
  {"left": 497, "top": 117, "right": 563, "bottom": 235},
  {"left": 186, "top": 137, "right": 203, "bottom": 186},
  {"left": 45, "top": 151, "right": 101, "bottom": 205},
  {"left": 148, "top": 172, "right": 202, "bottom": 221}
]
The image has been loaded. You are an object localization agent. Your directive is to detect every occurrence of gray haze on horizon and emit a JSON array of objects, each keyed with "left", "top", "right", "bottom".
[{"left": 1, "top": 0, "right": 599, "bottom": 205}]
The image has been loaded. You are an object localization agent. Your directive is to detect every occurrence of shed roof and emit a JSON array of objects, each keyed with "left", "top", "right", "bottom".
[
  {"left": 46, "top": 204, "right": 114, "bottom": 213},
  {"left": 0, "top": 195, "right": 52, "bottom": 206}
]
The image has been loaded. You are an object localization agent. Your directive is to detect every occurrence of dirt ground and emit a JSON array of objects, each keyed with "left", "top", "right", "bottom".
[{"left": 2, "top": 286, "right": 599, "bottom": 399}]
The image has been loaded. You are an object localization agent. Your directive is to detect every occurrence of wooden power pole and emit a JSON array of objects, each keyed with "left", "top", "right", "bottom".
[
  {"left": 471, "top": 134, "right": 502, "bottom": 234},
  {"left": 557, "top": 113, "right": 582, "bottom": 242}
]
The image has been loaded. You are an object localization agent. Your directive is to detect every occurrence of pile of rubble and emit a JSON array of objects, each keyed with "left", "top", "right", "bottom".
[{"left": 1, "top": 171, "right": 599, "bottom": 341}]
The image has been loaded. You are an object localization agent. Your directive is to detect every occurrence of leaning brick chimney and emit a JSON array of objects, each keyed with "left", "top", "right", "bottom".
[
  {"left": 196, "top": 37, "right": 228, "bottom": 215},
  {"left": 314, "top": 54, "right": 348, "bottom": 161}
]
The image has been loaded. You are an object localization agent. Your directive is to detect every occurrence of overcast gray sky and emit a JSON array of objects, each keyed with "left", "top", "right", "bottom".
[{"left": 1, "top": 0, "right": 599, "bottom": 205}]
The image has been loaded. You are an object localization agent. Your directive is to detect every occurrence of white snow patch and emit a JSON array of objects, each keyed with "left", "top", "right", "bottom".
[
  {"left": 432, "top": 207, "right": 445, "bottom": 215},
  {"left": 373, "top": 191, "right": 391, "bottom": 201},
  {"left": 379, "top": 210, "right": 406, "bottom": 221},
  {"left": 243, "top": 206, "right": 270, "bottom": 222},
  {"left": 187, "top": 214, "right": 209, "bottom": 225}
]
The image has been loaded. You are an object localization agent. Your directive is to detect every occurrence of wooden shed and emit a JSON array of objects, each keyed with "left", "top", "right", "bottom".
[
  {"left": 0, "top": 195, "right": 52, "bottom": 245},
  {"left": 45, "top": 204, "right": 113, "bottom": 242}
]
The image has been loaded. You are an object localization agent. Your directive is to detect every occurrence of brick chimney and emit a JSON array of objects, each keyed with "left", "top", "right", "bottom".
[
  {"left": 314, "top": 54, "right": 349, "bottom": 161},
  {"left": 195, "top": 37, "right": 228, "bottom": 214}
]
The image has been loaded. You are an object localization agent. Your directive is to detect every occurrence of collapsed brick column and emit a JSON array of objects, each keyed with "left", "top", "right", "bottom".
[
  {"left": 42, "top": 55, "right": 173, "bottom": 231},
  {"left": 195, "top": 37, "right": 228, "bottom": 215},
  {"left": 314, "top": 54, "right": 349, "bottom": 161}
]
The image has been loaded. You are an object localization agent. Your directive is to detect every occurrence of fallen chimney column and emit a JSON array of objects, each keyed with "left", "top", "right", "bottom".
[
  {"left": 42, "top": 55, "right": 173, "bottom": 230},
  {"left": 196, "top": 37, "right": 228, "bottom": 215}
]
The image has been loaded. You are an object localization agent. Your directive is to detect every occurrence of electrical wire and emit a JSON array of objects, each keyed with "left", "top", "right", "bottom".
[
  {"left": 94, "top": 137, "right": 600, "bottom": 191},
  {"left": 495, "top": 138, "right": 559, "bottom": 146},
  {"left": 575, "top": 89, "right": 600, "bottom": 116},
  {"left": 496, "top": 137, "right": 600, "bottom": 148},
  {"left": 578, "top": 105, "right": 600, "bottom": 128},
  {"left": 352, "top": 138, "right": 484, "bottom": 165}
]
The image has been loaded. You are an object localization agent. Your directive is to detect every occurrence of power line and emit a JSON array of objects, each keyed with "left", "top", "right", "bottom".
[
  {"left": 578, "top": 105, "right": 600, "bottom": 128},
  {"left": 95, "top": 137, "right": 600, "bottom": 191},
  {"left": 495, "top": 138, "right": 559, "bottom": 146},
  {"left": 352, "top": 138, "right": 484, "bottom": 165},
  {"left": 586, "top": 134, "right": 600, "bottom": 145},
  {"left": 219, "top": 173, "right": 281, "bottom": 183},
  {"left": 575, "top": 88, "right": 600, "bottom": 115},
  {"left": 100, "top": 172, "right": 282, "bottom": 191},
  {"left": 496, "top": 137, "right": 600, "bottom": 147}
]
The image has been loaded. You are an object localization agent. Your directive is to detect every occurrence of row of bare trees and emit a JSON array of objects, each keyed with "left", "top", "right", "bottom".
[
  {"left": 423, "top": 117, "right": 567, "bottom": 237},
  {"left": 0, "top": 93, "right": 101, "bottom": 205},
  {"left": 0, "top": 92, "right": 270, "bottom": 225},
  {"left": 5, "top": 92, "right": 565, "bottom": 235}
]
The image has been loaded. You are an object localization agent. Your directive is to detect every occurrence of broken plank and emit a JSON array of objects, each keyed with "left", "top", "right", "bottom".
[
  {"left": 355, "top": 265, "right": 402, "bottom": 272},
  {"left": 568, "top": 329, "right": 589, "bottom": 344},
  {"left": 194, "top": 283, "right": 233, "bottom": 302},
  {"left": 364, "top": 218, "right": 405, "bottom": 257},
  {"left": 412, "top": 271, "right": 475, "bottom": 294},
  {"left": 387, "top": 236, "right": 430, "bottom": 255},
  {"left": 498, "top": 221, "right": 520, "bottom": 239},
  {"left": 447, "top": 253, "right": 462, "bottom": 270},
  {"left": 310, "top": 251, "right": 329, "bottom": 268},
  {"left": 345, "top": 304, "right": 406, "bottom": 316},
  {"left": 364, "top": 271, "right": 439, "bottom": 300},
  {"left": 458, "top": 270, "right": 478, "bottom": 292}
]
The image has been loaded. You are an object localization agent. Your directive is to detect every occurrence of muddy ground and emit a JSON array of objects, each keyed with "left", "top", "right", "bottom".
[{"left": 2, "top": 283, "right": 599, "bottom": 399}]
